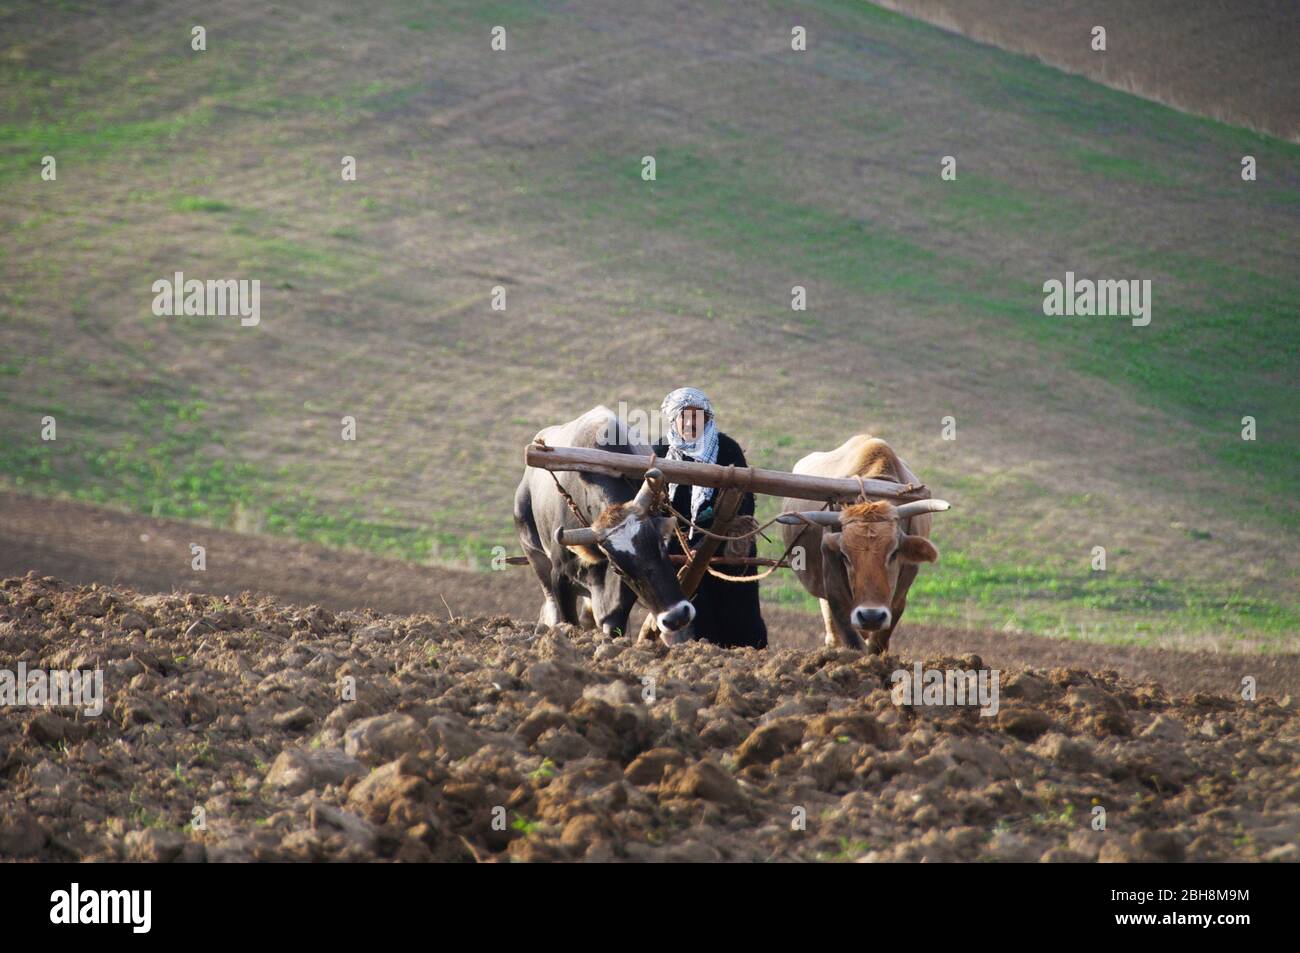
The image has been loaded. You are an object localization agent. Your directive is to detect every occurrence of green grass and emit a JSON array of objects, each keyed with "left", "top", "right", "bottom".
[
  {"left": 575, "top": 148, "right": 955, "bottom": 302},
  {"left": 0, "top": 106, "right": 217, "bottom": 186},
  {"left": 174, "top": 196, "right": 234, "bottom": 214},
  {"left": 399, "top": 0, "right": 553, "bottom": 31},
  {"left": 0, "top": 394, "right": 496, "bottom": 566},
  {"left": 756, "top": 544, "right": 1300, "bottom": 650},
  {"left": 908, "top": 554, "right": 1300, "bottom": 648},
  {"left": 1072, "top": 149, "right": 1180, "bottom": 187}
]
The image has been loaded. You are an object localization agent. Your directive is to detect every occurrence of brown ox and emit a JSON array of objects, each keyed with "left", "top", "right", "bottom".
[{"left": 779, "top": 436, "right": 950, "bottom": 653}]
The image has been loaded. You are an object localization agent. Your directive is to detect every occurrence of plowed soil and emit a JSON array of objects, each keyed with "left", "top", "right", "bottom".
[{"left": 0, "top": 571, "right": 1296, "bottom": 862}]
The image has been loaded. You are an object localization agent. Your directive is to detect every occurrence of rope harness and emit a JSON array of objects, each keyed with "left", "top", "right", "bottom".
[{"left": 657, "top": 497, "right": 830, "bottom": 582}]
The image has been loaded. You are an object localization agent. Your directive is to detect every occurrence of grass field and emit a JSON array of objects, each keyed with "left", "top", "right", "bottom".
[{"left": 1, "top": 0, "right": 1296, "bottom": 650}]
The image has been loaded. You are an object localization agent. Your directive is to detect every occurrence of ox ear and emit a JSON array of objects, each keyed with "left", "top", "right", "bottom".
[{"left": 897, "top": 534, "right": 939, "bottom": 564}]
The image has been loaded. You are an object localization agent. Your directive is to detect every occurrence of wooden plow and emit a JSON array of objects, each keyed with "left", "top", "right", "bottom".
[{"left": 517, "top": 442, "right": 934, "bottom": 637}]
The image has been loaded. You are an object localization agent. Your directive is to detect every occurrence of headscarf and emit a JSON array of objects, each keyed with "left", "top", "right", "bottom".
[{"left": 661, "top": 387, "right": 719, "bottom": 528}]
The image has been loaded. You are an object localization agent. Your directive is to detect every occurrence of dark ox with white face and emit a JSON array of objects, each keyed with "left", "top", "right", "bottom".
[{"left": 514, "top": 407, "right": 695, "bottom": 645}]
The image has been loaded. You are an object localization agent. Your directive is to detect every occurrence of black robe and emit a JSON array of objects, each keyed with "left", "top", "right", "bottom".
[{"left": 655, "top": 432, "right": 768, "bottom": 649}]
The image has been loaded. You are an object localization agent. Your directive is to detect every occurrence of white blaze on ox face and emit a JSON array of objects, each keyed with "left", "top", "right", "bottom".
[{"left": 600, "top": 516, "right": 641, "bottom": 557}]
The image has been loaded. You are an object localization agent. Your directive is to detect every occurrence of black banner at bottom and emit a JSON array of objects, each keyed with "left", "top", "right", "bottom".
[{"left": 2, "top": 861, "right": 1280, "bottom": 941}]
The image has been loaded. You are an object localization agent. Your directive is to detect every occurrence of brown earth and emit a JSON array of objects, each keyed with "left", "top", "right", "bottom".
[
  {"left": 3, "top": 490, "right": 1297, "bottom": 700},
  {"left": 1, "top": 571, "right": 1296, "bottom": 863},
  {"left": 874, "top": 0, "right": 1300, "bottom": 141}
]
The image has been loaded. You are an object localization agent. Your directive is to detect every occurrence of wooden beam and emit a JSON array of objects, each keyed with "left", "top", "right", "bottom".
[
  {"left": 677, "top": 488, "right": 743, "bottom": 599},
  {"left": 525, "top": 443, "right": 929, "bottom": 503}
]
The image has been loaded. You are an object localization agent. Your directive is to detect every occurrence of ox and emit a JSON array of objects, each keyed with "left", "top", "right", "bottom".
[
  {"left": 514, "top": 406, "right": 695, "bottom": 645},
  {"left": 779, "top": 435, "right": 950, "bottom": 654}
]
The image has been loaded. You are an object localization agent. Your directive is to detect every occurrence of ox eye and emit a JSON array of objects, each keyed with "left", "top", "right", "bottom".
[{"left": 888, "top": 549, "right": 899, "bottom": 563}]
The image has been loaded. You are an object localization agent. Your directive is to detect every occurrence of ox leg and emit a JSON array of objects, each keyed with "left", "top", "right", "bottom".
[
  {"left": 532, "top": 557, "right": 562, "bottom": 627},
  {"left": 538, "top": 599, "right": 559, "bottom": 627},
  {"left": 545, "top": 550, "right": 585, "bottom": 627},
  {"left": 550, "top": 568, "right": 585, "bottom": 625},
  {"left": 515, "top": 487, "right": 562, "bottom": 627},
  {"left": 867, "top": 627, "right": 893, "bottom": 655},
  {"left": 819, "top": 599, "right": 837, "bottom": 648}
]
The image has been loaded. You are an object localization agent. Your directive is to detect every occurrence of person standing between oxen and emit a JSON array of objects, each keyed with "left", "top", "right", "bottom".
[{"left": 655, "top": 387, "right": 768, "bottom": 649}]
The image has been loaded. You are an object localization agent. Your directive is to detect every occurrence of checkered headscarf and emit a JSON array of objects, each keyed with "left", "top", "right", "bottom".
[{"left": 661, "top": 387, "right": 719, "bottom": 526}]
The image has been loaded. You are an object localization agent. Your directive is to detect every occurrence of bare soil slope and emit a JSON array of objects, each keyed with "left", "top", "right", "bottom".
[
  {"left": 874, "top": 0, "right": 1300, "bottom": 141},
  {"left": 2, "top": 573, "right": 1296, "bottom": 863}
]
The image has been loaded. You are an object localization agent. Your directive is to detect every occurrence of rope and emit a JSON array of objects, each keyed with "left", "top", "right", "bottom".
[
  {"left": 704, "top": 540, "right": 800, "bottom": 582},
  {"left": 694, "top": 497, "right": 837, "bottom": 583},
  {"left": 661, "top": 498, "right": 791, "bottom": 542},
  {"left": 545, "top": 466, "right": 591, "bottom": 527},
  {"left": 670, "top": 502, "right": 829, "bottom": 585},
  {"left": 533, "top": 437, "right": 595, "bottom": 528}
]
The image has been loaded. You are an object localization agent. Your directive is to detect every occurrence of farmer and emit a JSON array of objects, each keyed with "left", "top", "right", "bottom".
[{"left": 655, "top": 387, "right": 768, "bottom": 649}]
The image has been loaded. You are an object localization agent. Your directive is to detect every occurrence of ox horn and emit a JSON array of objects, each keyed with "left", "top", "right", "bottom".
[
  {"left": 559, "top": 527, "right": 600, "bottom": 547},
  {"left": 894, "top": 499, "right": 956, "bottom": 520},
  {"left": 777, "top": 511, "right": 843, "bottom": 527},
  {"left": 632, "top": 467, "right": 664, "bottom": 511}
]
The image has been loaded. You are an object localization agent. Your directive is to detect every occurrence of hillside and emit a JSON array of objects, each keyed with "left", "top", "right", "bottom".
[{"left": 0, "top": 0, "right": 1297, "bottom": 650}]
